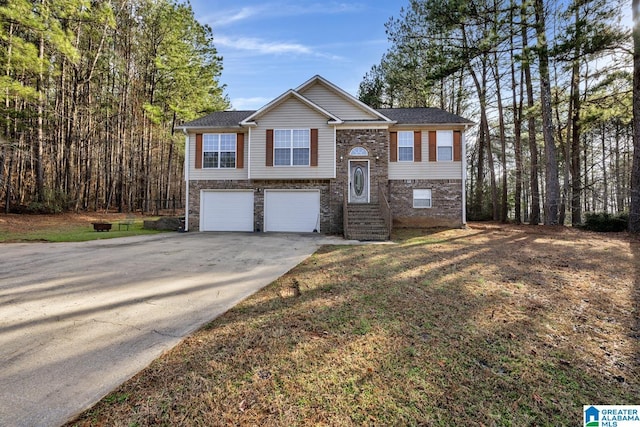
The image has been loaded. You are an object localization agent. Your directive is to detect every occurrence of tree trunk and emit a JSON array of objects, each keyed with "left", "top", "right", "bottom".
[
  {"left": 554, "top": 72, "right": 569, "bottom": 226},
  {"left": 569, "top": 9, "right": 583, "bottom": 225},
  {"left": 522, "top": 3, "right": 540, "bottom": 225},
  {"left": 482, "top": 61, "right": 499, "bottom": 221},
  {"left": 534, "top": 0, "right": 561, "bottom": 225},
  {"left": 630, "top": 51, "right": 640, "bottom": 234},
  {"left": 602, "top": 123, "right": 609, "bottom": 212},
  {"left": 493, "top": 51, "right": 508, "bottom": 222},
  {"left": 511, "top": 1, "right": 523, "bottom": 224},
  {"left": 36, "top": 32, "right": 46, "bottom": 203},
  {"left": 570, "top": 65, "right": 582, "bottom": 224},
  {"left": 615, "top": 122, "right": 624, "bottom": 212},
  {"left": 4, "top": 144, "right": 14, "bottom": 213},
  {"left": 629, "top": 5, "right": 640, "bottom": 233}
]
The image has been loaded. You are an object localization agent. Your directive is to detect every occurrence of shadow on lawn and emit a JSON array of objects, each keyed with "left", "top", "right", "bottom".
[{"left": 70, "top": 225, "right": 640, "bottom": 426}]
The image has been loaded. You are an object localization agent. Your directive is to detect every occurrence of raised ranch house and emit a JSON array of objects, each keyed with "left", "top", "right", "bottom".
[{"left": 177, "top": 75, "right": 473, "bottom": 240}]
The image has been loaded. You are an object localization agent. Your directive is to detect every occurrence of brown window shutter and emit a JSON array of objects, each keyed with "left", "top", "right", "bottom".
[
  {"left": 429, "top": 131, "right": 437, "bottom": 162},
  {"left": 389, "top": 131, "right": 398, "bottom": 162},
  {"left": 266, "top": 129, "right": 273, "bottom": 166},
  {"left": 414, "top": 131, "right": 422, "bottom": 162},
  {"left": 453, "top": 130, "right": 462, "bottom": 161},
  {"left": 310, "top": 128, "right": 318, "bottom": 166},
  {"left": 236, "top": 133, "right": 244, "bottom": 168},
  {"left": 195, "top": 133, "right": 203, "bottom": 169}
]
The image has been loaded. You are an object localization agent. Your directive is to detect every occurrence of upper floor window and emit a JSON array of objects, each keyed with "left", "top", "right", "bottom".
[
  {"left": 398, "top": 131, "right": 414, "bottom": 161},
  {"left": 274, "top": 129, "right": 310, "bottom": 166},
  {"left": 437, "top": 130, "right": 453, "bottom": 161},
  {"left": 203, "top": 133, "right": 236, "bottom": 168}
]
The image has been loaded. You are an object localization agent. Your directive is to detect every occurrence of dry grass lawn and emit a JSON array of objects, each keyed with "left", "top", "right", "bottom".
[{"left": 66, "top": 223, "right": 639, "bottom": 426}]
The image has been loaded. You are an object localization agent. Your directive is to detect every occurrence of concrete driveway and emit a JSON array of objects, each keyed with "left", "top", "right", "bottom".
[{"left": 0, "top": 232, "right": 343, "bottom": 427}]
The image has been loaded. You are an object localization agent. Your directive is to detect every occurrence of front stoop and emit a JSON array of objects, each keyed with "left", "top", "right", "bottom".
[{"left": 345, "top": 203, "right": 390, "bottom": 241}]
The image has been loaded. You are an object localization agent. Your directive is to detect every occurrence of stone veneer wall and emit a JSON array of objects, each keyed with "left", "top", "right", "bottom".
[
  {"left": 330, "top": 129, "right": 389, "bottom": 234},
  {"left": 188, "top": 179, "right": 331, "bottom": 232},
  {"left": 390, "top": 179, "right": 463, "bottom": 228}
]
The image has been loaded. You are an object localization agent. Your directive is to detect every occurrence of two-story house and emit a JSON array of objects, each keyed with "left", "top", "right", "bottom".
[{"left": 177, "top": 75, "right": 473, "bottom": 240}]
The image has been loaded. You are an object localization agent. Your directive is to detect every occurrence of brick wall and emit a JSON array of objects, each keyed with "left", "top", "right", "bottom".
[
  {"left": 390, "top": 179, "right": 463, "bottom": 228},
  {"left": 187, "top": 132, "right": 463, "bottom": 233},
  {"left": 330, "top": 129, "right": 390, "bottom": 234},
  {"left": 188, "top": 180, "right": 331, "bottom": 232}
]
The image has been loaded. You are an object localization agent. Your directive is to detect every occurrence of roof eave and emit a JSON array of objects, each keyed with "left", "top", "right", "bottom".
[
  {"left": 337, "top": 120, "right": 396, "bottom": 125},
  {"left": 391, "top": 121, "right": 475, "bottom": 128},
  {"left": 176, "top": 124, "right": 245, "bottom": 131}
]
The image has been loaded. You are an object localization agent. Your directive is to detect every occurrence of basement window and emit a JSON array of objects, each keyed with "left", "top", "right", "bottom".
[{"left": 413, "top": 189, "right": 432, "bottom": 208}]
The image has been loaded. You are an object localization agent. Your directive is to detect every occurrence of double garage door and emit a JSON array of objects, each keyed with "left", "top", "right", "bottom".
[{"left": 200, "top": 190, "right": 320, "bottom": 233}]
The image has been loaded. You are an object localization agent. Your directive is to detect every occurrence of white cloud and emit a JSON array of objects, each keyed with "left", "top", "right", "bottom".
[
  {"left": 216, "top": 36, "right": 345, "bottom": 61},
  {"left": 205, "top": 2, "right": 364, "bottom": 27},
  {"left": 216, "top": 36, "right": 312, "bottom": 55},
  {"left": 273, "top": 2, "right": 364, "bottom": 16},
  {"left": 231, "top": 97, "right": 272, "bottom": 110},
  {"left": 208, "top": 6, "right": 266, "bottom": 27}
]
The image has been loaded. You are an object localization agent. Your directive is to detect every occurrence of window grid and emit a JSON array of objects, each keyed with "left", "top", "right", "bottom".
[
  {"left": 413, "top": 189, "right": 432, "bottom": 208},
  {"left": 203, "top": 134, "right": 236, "bottom": 168},
  {"left": 436, "top": 130, "right": 453, "bottom": 162},
  {"left": 274, "top": 129, "right": 310, "bottom": 166},
  {"left": 398, "top": 131, "right": 414, "bottom": 161}
]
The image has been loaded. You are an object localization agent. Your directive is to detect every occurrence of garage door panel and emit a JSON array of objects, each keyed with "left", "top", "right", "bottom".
[
  {"left": 264, "top": 190, "right": 320, "bottom": 233},
  {"left": 201, "top": 191, "right": 254, "bottom": 232}
]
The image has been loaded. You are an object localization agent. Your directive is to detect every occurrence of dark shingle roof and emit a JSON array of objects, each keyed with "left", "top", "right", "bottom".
[
  {"left": 377, "top": 107, "right": 473, "bottom": 125},
  {"left": 180, "top": 110, "right": 255, "bottom": 128},
  {"left": 179, "top": 107, "right": 473, "bottom": 129}
]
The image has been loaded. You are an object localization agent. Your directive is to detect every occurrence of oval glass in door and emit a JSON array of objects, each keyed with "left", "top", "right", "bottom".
[{"left": 354, "top": 167, "right": 364, "bottom": 197}]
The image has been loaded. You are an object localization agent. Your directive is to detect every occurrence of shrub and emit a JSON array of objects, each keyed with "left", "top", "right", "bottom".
[
  {"left": 582, "top": 212, "right": 628, "bottom": 232},
  {"left": 21, "top": 189, "right": 73, "bottom": 214}
]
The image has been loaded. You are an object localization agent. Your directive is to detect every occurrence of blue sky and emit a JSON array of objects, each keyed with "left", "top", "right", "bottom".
[{"left": 188, "top": 1, "right": 403, "bottom": 110}]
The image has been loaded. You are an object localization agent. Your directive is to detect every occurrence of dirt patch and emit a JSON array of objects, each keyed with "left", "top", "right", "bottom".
[
  {"left": 0, "top": 212, "right": 132, "bottom": 233},
  {"left": 0, "top": 212, "right": 133, "bottom": 234}
]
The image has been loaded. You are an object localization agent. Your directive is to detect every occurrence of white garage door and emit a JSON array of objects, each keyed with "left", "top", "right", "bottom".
[
  {"left": 200, "top": 191, "right": 254, "bottom": 232},
  {"left": 264, "top": 190, "right": 320, "bottom": 233}
]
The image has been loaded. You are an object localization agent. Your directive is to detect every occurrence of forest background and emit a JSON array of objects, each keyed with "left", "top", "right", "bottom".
[{"left": 0, "top": 0, "right": 637, "bottom": 228}]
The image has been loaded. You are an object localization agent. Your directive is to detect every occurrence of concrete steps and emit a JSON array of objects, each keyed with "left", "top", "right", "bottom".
[{"left": 345, "top": 203, "right": 389, "bottom": 241}]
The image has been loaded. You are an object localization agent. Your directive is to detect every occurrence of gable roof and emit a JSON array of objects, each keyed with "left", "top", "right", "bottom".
[
  {"left": 296, "top": 75, "right": 393, "bottom": 123},
  {"left": 378, "top": 108, "right": 474, "bottom": 125},
  {"left": 177, "top": 76, "right": 474, "bottom": 130},
  {"left": 240, "top": 89, "right": 342, "bottom": 125}
]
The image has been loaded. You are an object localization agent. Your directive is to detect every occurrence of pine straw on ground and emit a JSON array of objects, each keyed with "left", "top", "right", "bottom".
[{"left": 68, "top": 223, "right": 639, "bottom": 426}]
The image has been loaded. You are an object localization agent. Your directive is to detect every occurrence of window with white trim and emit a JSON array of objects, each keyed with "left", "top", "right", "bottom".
[
  {"left": 274, "top": 129, "right": 310, "bottom": 166},
  {"left": 349, "top": 146, "right": 368, "bottom": 156},
  {"left": 437, "top": 130, "right": 453, "bottom": 161},
  {"left": 413, "top": 189, "right": 432, "bottom": 208},
  {"left": 203, "top": 133, "right": 236, "bottom": 168},
  {"left": 398, "top": 131, "right": 414, "bottom": 161}
]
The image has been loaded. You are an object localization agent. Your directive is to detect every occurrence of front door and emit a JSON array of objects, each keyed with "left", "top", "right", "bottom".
[{"left": 349, "top": 160, "right": 369, "bottom": 203}]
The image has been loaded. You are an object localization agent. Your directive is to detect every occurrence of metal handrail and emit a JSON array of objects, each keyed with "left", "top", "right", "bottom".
[
  {"left": 343, "top": 187, "right": 349, "bottom": 238},
  {"left": 378, "top": 184, "right": 392, "bottom": 239}
]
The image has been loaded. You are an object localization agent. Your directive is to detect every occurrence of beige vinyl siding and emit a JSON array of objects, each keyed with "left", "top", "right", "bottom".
[
  {"left": 299, "top": 82, "right": 379, "bottom": 121},
  {"left": 189, "top": 132, "right": 248, "bottom": 181},
  {"left": 251, "top": 97, "right": 335, "bottom": 179},
  {"left": 388, "top": 130, "right": 463, "bottom": 180}
]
